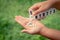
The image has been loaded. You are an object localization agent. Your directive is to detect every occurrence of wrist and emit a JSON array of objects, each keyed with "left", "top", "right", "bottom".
[
  {"left": 38, "top": 26, "right": 49, "bottom": 36},
  {"left": 37, "top": 26, "right": 47, "bottom": 34},
  {"left": 40, "top": 27, "right": 48, "bottom": 34},
  {"left": 47, "top": 0, "right": 60, "bottom": 4},
  {"left": 47, "top": 0, "right": 60, "bottom": 10}
]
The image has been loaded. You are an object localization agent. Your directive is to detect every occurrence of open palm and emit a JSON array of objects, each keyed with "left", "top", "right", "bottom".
[{"left": 15, "top": 16, "right": 45, "bottom": 34}]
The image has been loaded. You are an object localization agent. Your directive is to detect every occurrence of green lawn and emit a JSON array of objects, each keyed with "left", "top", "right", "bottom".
[{"left": 0, "top": 0, "right": 60, "bottom": 40}]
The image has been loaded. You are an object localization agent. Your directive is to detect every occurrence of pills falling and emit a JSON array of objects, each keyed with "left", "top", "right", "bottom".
[{"left": 29, "top": 8, "right": 56, "bottom": 20}]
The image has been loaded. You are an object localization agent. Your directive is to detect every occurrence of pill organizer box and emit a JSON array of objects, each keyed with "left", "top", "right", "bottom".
[{"left": 29, "top": 8, "right": 56, "bottom": 20}]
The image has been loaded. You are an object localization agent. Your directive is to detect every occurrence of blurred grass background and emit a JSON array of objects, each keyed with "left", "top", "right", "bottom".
[{"left": 0, "top": 0, "right": 60, "bottom": 40}]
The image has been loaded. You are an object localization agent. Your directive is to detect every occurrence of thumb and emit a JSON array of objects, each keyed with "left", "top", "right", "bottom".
[{"left": 21, "top": 29, "right": 29, "bottom": 33}]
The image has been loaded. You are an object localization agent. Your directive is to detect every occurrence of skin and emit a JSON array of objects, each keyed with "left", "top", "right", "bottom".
[
  {"left": 29, "top": 0, "right": 60, "bottom": 16},
  {"left": 15, "top": 16, "right": 60, "bottom": 40},
  {"left": 15, "top": 0, "right": 60, "bottom": 40}
]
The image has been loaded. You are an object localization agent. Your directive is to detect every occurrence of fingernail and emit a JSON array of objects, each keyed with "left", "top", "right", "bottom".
[{"left": 32, "top": 12, "right": 36, "bottom": 16}]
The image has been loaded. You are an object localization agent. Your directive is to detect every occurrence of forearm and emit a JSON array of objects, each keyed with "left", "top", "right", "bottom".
[
  {"left": 39, "top": 27, "right": 60, "bottom": 40},
  {"left": 47, "top": 0, "right": 60, "bottom": 10},
  {"left": 47, "top": 0, "right": 60, "bottom": 2}
]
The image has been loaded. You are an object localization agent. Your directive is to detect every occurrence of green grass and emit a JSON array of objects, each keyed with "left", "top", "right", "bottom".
[{"left": 0, "top": 0, "right": 60, "bottom": 40}]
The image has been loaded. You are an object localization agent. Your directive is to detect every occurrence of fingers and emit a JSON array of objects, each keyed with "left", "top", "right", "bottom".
[
  {"left": 15, "top": 16, "right": 29, "bottom": 29},
  {"left": 33, "top": 7, "right": 47, "bottom": 16},
  {"left": 29, "top": 4, "right": 40, "bottom": 11},
  {"left": 29, "top": 5, "right": 46, "bottom": 16}
]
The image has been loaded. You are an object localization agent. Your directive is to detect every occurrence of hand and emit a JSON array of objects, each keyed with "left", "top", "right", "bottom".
[
  {"left": 29, "top": 1, "right": 54, "bottom": 16},
  {"left": 15, "top": 16, "right": 45, "bottom": 34}
]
